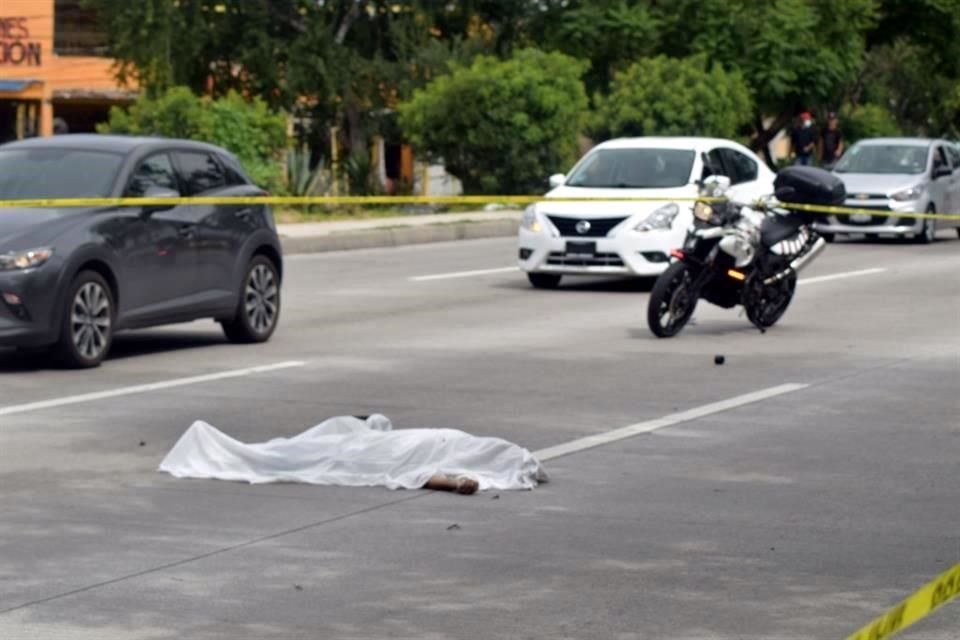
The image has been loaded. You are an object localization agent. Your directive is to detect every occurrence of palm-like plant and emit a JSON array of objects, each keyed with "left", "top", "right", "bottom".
[{"left": 286, "top": 146, "right": 331, "bottom": 196}]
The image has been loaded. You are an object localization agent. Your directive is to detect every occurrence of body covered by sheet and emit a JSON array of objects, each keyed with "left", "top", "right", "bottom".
[{"left": 158, "top": 414, "right": 547, "bottom": 491}]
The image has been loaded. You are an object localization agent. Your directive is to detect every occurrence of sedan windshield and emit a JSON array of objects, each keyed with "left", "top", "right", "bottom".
[
  {"left": 0, "top": 149, "right": 124, "bottom": 199},
  {"left": 834, "top": 144, "right": 929, "bottom": 175},
  {"left": 565, "top": 148, "right": 695, "bottom": 188}
]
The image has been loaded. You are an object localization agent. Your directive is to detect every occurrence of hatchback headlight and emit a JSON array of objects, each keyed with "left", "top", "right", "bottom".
[
  {"left": 521, "top": 205, "right": 542, "bottom": 232},
  {"left": 0, "top": 247, "right": 53, "bottom": 271},
  {"left": 635, "top": 203, "right": 680, "bottom": 231},
  {"left": 891, "top": 186, "right": 924, "bottom": 202}
]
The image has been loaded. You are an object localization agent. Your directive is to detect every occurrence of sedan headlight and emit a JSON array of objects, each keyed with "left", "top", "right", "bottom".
[
  {"left": 635, "top": 203, "right": 680, "bottom": 231},
  {"left": 521, "top": 205, "right": 543, "bottom": 232},
  {"left": 0, "top": 247, "right": 53, "bottom": 271},
  {"left": 891, "top": 186, "right": 924, "bottom": 202}
]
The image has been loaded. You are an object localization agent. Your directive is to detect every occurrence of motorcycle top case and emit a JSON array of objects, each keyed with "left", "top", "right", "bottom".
[{"left": 774, "top": 166, "right": 846, "bottom": 206}]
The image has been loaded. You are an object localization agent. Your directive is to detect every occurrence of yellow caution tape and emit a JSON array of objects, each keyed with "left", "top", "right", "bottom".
[
  {"left": 779, "top": 201, "right": 959, "bottom": 221},
  {"left": 0, "top": 194, "right": 957, "bottom": 221},
  {"left": 0, "top": 195, "right": 719, "bottom": 208},
  {"left": 845, "top": 561, "right": 960, "bottom": 640}
]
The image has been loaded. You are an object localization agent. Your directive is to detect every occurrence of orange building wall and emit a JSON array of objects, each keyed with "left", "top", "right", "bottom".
[{"left": 0, "top": 0, "right": 133, "bottom": 135}]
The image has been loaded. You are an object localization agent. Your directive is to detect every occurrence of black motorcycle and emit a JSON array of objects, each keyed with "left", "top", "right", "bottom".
[{"left": 647, "top": 165, "right": 845, "bottom": 338}]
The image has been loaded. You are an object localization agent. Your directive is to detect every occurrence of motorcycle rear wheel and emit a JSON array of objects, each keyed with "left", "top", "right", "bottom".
[
  {"left": 745, "top": 273, "right": 796, "bottom": 330},
  {"left": 647, "top": 262, "right": 698, "bottom": 338}
]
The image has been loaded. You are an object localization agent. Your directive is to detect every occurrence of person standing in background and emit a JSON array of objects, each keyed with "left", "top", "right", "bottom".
[
  {"left": 819, "top": 112, "right": 844, "bottom": 169},
  {"left": 790, "top": 112, "right": 817, "bottom": 166}
]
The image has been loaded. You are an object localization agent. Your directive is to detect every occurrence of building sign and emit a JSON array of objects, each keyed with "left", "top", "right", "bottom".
[{"left": 0, "top": 17, "right": 42, "bottom": 66}]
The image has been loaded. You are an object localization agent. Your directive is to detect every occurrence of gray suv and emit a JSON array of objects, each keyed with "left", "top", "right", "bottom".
[
  {"left": 0, "top": 135, "right": 283, "bottom": 367},
  {"left": 815, "top": 137, "right": 960, "bottom": 243}
]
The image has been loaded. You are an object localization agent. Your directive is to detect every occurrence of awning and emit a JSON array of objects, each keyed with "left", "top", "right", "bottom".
[
  {"left": 52, "top": 87, "right": 138, "bottom": 103},
  {"left": 0, "top": 79, "right": 40, "bottom": 93}
]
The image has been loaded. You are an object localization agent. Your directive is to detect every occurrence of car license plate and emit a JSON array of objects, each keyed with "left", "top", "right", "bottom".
[
  {"left": 850, "top": 213, "right": 872, "bottom": 223},
  {"left": 565, "top": 241, "right": 596, "bottom": 257}
]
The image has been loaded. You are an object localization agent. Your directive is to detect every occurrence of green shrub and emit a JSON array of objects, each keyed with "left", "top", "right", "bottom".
[
  {"left": 841, "top": 103, "right": 902, "bottom": 143},
  {"left": 399, "top": 48, "right": 588, "bottom": 194},
  {"left": 589, "top": 55, "right": 753, "bottom": 141},
  {"left": 99, "top": 87, "right": 288, "bottom": 188}
]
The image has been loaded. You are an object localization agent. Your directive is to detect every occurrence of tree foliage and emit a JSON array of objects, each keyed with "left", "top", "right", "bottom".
[
  {"left": 589, "top": 56, "right": 752, "bottom": 141},
  {"left": 653, "top": 0, "right": 880, "bottom": 161},
  {"left": 88, "top": 0, "right": 960, "bottom": 187},
  {"left": 398, "top": 49, "right": 587, "bottom": 194},
  {"left": 842, "top": 104, "right": 902, "bottom": 143},
  {"left": 528, "top": 1, "right": 661, "bottom": 96}
]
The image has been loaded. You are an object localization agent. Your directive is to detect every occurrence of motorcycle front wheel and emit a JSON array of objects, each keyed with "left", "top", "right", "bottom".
[
  {"left": 745, "top": 273, "right": 796, "bottom": 329},
  {"left": 647, "top": 262, "right": 698, "bottom": 338}
]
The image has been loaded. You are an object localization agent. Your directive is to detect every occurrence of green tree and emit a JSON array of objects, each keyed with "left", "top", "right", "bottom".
[
  {"left": 527, "top": 1, "right": 661, "bottom": 96},
  {"left": 98, "top": 87, "right": 288, "bottom": 191},
  {"left": 653, "top": 0, "right": 879, "bottom": 164},
  {"left": 589, "top": 56, "right": 753, "bottom": 141},
  {"left": 398, "top": 48, "right": 588, "bottom": 194},
  {"left": 87, "top": 0, "right": 307, "bottom": 105},
  {"left": 89, "top": 1, "right": 537, "bottom": 156},
  {"left": 852, "top": 0, "right": 960, "bottom": 136}
]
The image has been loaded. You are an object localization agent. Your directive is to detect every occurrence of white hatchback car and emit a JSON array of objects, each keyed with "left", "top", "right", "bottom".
[{"left": 518, "top": 137, "right": 776, "bottom": 288}]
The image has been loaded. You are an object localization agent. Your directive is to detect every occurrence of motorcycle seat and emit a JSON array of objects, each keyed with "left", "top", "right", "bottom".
[{"left": 761, "top": 215, "right": 803, "bottom": 247}]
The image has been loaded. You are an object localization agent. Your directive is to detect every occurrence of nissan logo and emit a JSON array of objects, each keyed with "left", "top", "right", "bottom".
[{"left": 575, "top": 220, "right": 592, "bottom": 235}]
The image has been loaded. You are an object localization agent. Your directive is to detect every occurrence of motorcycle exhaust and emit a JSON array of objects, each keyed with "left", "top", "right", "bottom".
[{"left": 763, "top": 236, "right": 827, "bottom": 285}]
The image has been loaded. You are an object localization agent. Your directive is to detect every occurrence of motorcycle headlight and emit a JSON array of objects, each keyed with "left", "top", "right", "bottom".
[
  {"left": 521, "top": 205, "right": 543, "bottom": 233},
  {"left": 0, "top": 247, "right": 53, "bottom": 271},
  {"left": 891, "top": 186, "right": 924, "bottom": 202},
  {"left": 693, "top": 201, "right": 714, "bottom": 222},
  {"left": 635, "top": 203, "right": 680, "bottom": 231}
]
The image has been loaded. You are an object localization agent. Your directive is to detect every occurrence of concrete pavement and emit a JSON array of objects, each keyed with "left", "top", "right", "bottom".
[{"left": 1, "top": 234, "right": 959, "bottom": 639}]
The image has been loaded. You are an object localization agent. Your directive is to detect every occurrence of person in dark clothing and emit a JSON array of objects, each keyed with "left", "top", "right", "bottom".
[
  {"left": 819, "top": 112, "right": 844, "bottom": 169},
  {"left": 790, "top": 112, "right": 817, "bottom": 166}
]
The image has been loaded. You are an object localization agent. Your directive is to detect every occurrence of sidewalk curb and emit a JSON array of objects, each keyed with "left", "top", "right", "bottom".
[{"left": 280, "top": 218, "right": 519, "bottom": 255}]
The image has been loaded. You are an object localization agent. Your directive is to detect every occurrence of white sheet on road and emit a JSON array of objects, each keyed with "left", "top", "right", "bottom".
[{"left": 158, "top": 414, "right": 548, "bottom": 491}]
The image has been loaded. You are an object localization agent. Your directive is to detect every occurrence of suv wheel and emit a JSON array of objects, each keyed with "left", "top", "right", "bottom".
[
  {"left": 221, "top": 256, "right": 281, "bottom": 343},
  {"left": 55, "top": 270, "right": 114, "bottom": 368}
]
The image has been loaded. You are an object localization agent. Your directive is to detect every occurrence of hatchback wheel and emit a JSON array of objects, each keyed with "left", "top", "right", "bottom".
[
  {"left": 222, "top": 256, "right": 281, "bottom": 343},
  {"left": 55, "top": 271, "right": 114, "bottom": 368},
  {"left": 915, "top": 208, "right": 937, "bottom": 244}
]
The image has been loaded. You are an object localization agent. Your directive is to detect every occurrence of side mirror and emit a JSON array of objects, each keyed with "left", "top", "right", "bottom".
[
  {"left": 141, "top": 186, "right": 180, "bottom": 214},
  {"left": 703, "top": 175, "right": 731, "bottom": 189},
  {"left": 702, "top": 174, "right": 732, "bottom": 196},
  {"left": 933, "top": 166, "right": 953, "bottom": 179},
  {"left": 548, "top": 173, "right": 566, "bottom": 189}
]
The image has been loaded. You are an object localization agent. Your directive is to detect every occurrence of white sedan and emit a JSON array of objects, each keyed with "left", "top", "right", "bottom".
[{"left": 518, "top": 137, "right": 776, "bottom": 288}]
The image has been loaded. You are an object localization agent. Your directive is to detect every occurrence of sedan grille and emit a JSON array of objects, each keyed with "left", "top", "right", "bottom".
[
  {"left": 546, "top": 215, "right": 628, "bottom": 237},
  {"left": 546, "top": 251, "right": 625, "bottom": 267},
  {"left": 847, "top": 194, "right": 888, "bottom": 201}
]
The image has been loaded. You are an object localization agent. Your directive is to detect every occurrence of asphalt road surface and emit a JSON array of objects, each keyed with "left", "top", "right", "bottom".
[{"left": 1, "top": 232, "right": 959, "bottom": 639}]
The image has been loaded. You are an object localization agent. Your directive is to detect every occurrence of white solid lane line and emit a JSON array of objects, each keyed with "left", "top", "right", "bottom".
[
  {"left": 798, "top": 267, "right": 887, "bottom": 286},
  {"left": 534, "top": 383, "right": 808, "bottom": 461},
  {"left": 0, "top": 361, "right": 306, "bottom": 417},
  {"left": 410, "top": 266, "right": 516, "bottom": 281},
  {"left": 411, "top": 266, "right": 887, "bottom": 284}
]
